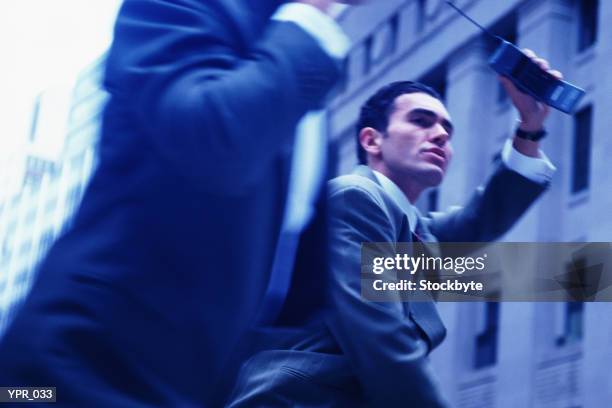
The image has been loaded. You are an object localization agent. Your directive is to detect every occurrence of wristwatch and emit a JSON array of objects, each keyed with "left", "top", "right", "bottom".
[{"left": 515, "top": 127, "right": 547, "bottom": 141}]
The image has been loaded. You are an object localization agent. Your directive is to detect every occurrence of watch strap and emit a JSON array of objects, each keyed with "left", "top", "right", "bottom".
[{"left": 515, "top": 127, "right": 547, "bottom": 141}]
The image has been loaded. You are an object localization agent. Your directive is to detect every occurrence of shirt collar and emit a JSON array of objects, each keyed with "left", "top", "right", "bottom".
[{"left": 372, "top": 170, "right": 419, "bottom": 233}]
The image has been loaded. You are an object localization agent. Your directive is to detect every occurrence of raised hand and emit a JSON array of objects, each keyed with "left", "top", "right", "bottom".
[{"left": 499, "top": 49, "right": 563, "bottom": 132}]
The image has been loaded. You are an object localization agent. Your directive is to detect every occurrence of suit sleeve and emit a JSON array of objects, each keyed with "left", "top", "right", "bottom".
[
  {"left": 325, "top": 186, "right": 449, "bottom": 407},
  {"left": 428, "top": 164, "right": 548, "bottom": 242},
  {"left": 103, "top": 0, "right": 341, "bottom": 194}
]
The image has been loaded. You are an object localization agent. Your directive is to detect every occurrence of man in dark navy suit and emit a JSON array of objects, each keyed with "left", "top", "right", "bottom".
[
  {"left": 0, "top": 0, "right": 356, "bottom": 406},
  {"left": 227, "top": 55, "right": 563, "bottom": 406}
]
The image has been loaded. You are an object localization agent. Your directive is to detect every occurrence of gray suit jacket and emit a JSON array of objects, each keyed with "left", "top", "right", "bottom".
[{"left": 227, "top": 164, "right": 547, "bottom": 407}]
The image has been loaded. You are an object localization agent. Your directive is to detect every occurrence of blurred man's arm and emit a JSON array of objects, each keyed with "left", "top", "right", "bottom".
[{"left": 104, "top": 0, "right": 349, "bottom": 194}]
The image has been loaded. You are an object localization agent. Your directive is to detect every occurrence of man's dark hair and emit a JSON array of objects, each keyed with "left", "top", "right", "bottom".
[{"left": 356, "top": 81, "right": 442, "bottom": 164}]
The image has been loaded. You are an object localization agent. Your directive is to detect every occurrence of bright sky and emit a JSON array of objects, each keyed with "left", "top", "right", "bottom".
[{"left": 0, "top": 0, "right": 122, "bottom": 159}]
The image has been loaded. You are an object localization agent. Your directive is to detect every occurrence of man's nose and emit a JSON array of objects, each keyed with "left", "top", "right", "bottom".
[{"left": 429, "top": 123, "right": 449, "bottom": 146}]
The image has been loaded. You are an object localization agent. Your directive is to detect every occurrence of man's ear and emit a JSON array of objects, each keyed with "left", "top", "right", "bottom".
[{"left": 359, "top": 127, "right": 383, "bottom": 159}]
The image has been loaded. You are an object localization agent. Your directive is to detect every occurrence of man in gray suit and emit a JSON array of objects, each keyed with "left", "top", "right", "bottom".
[{"left": 228, "top": 53, "right": 561, "bottom": 407}]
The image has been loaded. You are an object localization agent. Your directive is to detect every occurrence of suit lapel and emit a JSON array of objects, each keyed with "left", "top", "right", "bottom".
[{"left": 351, "top": 165, "right": 447, "bottom": 350}]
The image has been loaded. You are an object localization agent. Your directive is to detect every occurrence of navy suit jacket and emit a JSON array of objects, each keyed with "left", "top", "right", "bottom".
[
  {"left": 0, "top": 0, "right": 340, "bottom": 406},
  {"left": 227, "top": 164, "right": 548, "bottom": 407}
]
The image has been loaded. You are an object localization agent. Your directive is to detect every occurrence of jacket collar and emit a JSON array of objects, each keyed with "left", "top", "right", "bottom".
[
  {"left": 352, "top": 165, "right": 379, "bottom": 184},
  {"left": 351, "top": 166, "right": 419, "bottom": 233}
]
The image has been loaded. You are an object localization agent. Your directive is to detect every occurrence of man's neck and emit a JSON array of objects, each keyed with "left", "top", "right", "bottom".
[{"left": 369, "top": 163, "right": 424, "bottom": 203}]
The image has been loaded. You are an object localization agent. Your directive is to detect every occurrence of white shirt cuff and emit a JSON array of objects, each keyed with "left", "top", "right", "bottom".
[
  {"left": 272, "top": 3, "right": 351, "bottom": 60},
  {"left": 501, "top": 138, "right": 556, "bottom": 184}
]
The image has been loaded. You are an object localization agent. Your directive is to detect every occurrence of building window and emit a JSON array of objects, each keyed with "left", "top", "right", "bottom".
[
  {"left": 474, "top": 302, "right": 499, "bottom": 369},
  {"left": 428, "top": 189, "right": 438, "bottom": 212},
  {"left": 556, "top": 302, "right": 584, "bottom": 346},
  {"left": 24, "top": 157, "right": 54, "bottom": 189},
  {"left": 70, "top": 152, "right": 85, "bottom": 170},
  {"left": 0, "top": 241, "right": 11, "bottom": 265},
  {"left": 571, "top": 105, "right": 592, "bottom": 194},
  {"left": 389, "top": 12, "right": 400, "bottom": 54},
  {"left": 38, "top": 230, "right": 55, "bottom": 259},
  {"left": 15, "top": 269, "right": 30, "bottom": 285},
  {"left": 337, "top": 56, "right": 350, "bottom": 94},
  {"left": 417, "top": 0, "right": 426, "bottom": 33},
  {"left": 577, "top": 0, "right": 598, "bottom": 52},
  {"left": 29, "top": 95, "right": 42, "bottom": 142},
  {"left": 65, "top": 184, "right": 83, "bottom": 212},
  {"left": 363, "top": 36, "right": 374, "bottom": 75},
  {"left": 362, "top": 13, "right": 401, "bottom": 76}
]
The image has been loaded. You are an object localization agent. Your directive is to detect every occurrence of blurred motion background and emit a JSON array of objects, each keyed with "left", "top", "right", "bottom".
[{"left": 0, "top": 0, "right": 610, "bottom": 406}]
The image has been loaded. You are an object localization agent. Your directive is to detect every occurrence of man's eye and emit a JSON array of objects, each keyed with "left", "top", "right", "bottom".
[{"left": 411, "top": 117, "right": 433, "bottom": 127}]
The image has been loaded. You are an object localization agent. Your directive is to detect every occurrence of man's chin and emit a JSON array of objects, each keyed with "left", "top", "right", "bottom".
[{"left": 420, "top": 164, "right": 445, "bottom": 186}]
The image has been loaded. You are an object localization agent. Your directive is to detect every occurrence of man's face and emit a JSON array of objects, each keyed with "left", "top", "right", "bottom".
[{"left": 378, "top": 92, "right": 454, "bottom": 189}]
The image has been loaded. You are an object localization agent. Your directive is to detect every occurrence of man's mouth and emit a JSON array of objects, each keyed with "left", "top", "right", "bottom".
[{"left": 421, "top": 147, "right": 446, "bottom": 166}]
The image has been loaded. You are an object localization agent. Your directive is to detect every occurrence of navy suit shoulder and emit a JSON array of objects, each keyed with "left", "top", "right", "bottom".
[{"left": 103, "top": 0, "right": 341, "bottom": 194}]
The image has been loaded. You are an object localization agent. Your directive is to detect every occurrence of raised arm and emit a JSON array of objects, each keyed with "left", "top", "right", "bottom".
[
  {"left": 429, "top": 49, "right": 560, "bottom": 242},
  {"left": 428, "top": 164, "right": 548, "bottom": 242}
]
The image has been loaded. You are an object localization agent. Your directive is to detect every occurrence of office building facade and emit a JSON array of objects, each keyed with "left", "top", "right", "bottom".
[
  {"left": 330, "top": 0, "right": 610, "bottom": 406},
  {"left": 0, "top": 58, "right": 107, "bottom": 334}
]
